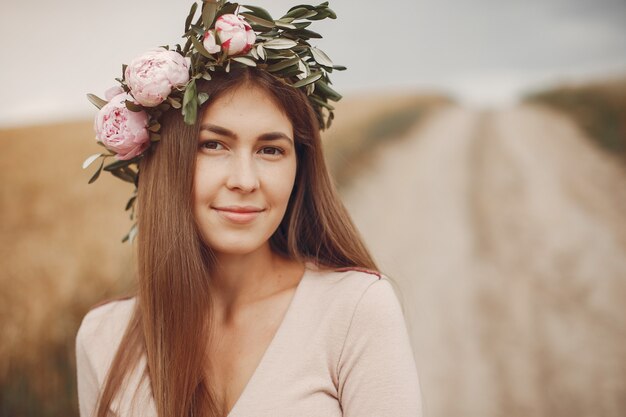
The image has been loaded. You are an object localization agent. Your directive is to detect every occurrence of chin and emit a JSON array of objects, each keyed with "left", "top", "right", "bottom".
[{"left": 207, "top": 237, "right": 271, "bottom": 257}]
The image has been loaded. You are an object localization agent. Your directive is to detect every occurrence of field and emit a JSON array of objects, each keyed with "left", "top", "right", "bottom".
[{"left": 524, "top": 76, "right": 626, "bottom": 162}]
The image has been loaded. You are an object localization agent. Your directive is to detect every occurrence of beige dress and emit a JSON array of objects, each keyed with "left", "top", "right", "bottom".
[{"left": 75, "top": 262, "right": 423, "bottom": 416}]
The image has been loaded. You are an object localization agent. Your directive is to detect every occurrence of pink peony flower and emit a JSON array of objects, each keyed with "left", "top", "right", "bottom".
[
  {"left": 124, "top": 47, "right": 191, "bottom": 107},
  {"left": 104, "top": 85, "right": 124, "bottom": 101},
  {"left": 94, "top": 93, "right": 150, "bottom": 160},
  {"left": 215, "top": 14, "right": 256, "bottom": 56},
  {"left": 203, "top": 30, "right": 221, "bottom": 54}
]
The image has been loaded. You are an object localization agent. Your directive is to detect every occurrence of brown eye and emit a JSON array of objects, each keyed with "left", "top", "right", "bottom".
[
  {"left": 200, "top": 140, "right": 224, "bottom": 150},
  {"left": 260, "top": 146, "right": 284, "bottom": 155}
]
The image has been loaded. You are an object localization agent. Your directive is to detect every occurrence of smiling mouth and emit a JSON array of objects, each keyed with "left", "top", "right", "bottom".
[{"left": 212, "top": 207, "right": 264, "bottom": 224}]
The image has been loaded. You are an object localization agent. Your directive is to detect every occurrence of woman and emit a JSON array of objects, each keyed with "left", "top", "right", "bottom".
[{"left": 76, "top": 3, "right": 422, "bottom": 417}]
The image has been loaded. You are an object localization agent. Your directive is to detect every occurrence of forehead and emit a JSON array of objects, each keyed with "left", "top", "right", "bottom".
[{"left": 200, "top": 84, "right": 292, "bottom": 132}]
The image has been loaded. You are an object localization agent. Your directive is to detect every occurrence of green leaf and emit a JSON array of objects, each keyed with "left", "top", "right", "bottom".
[
  {"left": 232, "top": 56, "right": 257, "bottom": 67},
  {"left": 287, "top": 4, "right": 316, "bottom": 13},
  {"left": 308, "top": 10, "right": 330, "bottom": 21},
  {"left": 104, "top": 158, "right": 133, "bottom": 172},
  {"left": 148, "top": 122, "right": 161, "bottom": 132},
  {"left": 125, "top": 195, "right": 137, "bottom": 211},
  {"left": 293, "top": 21, "right": 312, "bottom": 29},
  {"left": 150, "top": 133, "right": 161, "bottom": 142},
  {"left": 324, "top": 7, "right": 337, "bottom": 19},
  {"left": 283, "top": 7, "right": 314, "bottom": 19},
  {"left": 280, "top": 66, "right": 304, "bottom": 78},
  {"left": 309, "top": 95, "right": 335, "bottom": 110},
  {"left": 182, "top": 79, "right": 198, "bottom": 125},
  {"left": 239, "top": 12, "right": 275, "bottom": 28},
  {"left": 266, "top": 56, "right": 301, "bottom": 72},
  {"left": 310, "top": 47, "right": 333, "bottom": 67},
  {"left": 82, "top": 153, "right": 102, "bottom": 169},
  {"left": 167, "top": 96, "right": 182, "bottom": 109},
  {"left": 125, "top": 100, "right": 143, "bottom": 112},
  {"left": 275, "top": 21, "right": 297, "bottom": 30},
  {"left": 198, "top": 92, "right": 210, "bottom": 105},
  {"left": 315, "top": 79, "right": 342, "bottom": 101},
  {"left": 157, "top": 102, "right": 171, "bottom": 111},
  {"left": 256, "top": 45, "right": 266, "bottom": 60},
  {"left": 292, "top": 71, "right": 323, "bottom": 88},
  {"left": 110, "top": 168, "right": 135, "bottom": 184},
  {"left": 332, "top": 65, "right": 347, "bottom": 71},
  {"left": 190, "top": 23, "right": 205, "bottom": 36},
  {"left": 240, "top": 4, "right": 273, "bottom": 21},
  {"left": 185, "top": 2, "right": 198, "bottom": 32},
  {"left": 216, "top": 2, "right": 238, "bottom": 16},
  {"left": 291, "top": 28, "right": 322, "bottom": 39},
  {"left": 86, "top": 94, "right": 107, "bottom": 110},
  {"left": 264, "top": 38, "right": 298, "bottom": 50},
  {"left": 122, "top": 223, "right": 138, "bottom": 243},
  {"left": 202, "top": 0, "right": 218, "bottom": 28},
  {"left": 190, "top": 35, "right": 214, "bottom": 58},
  {"left": 88, "top": 158, "right": 105, "bottom": 184}
]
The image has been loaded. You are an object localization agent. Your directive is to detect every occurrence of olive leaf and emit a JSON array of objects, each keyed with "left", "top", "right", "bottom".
[
  {"left": 267, "top": 56, "right": 301, "bottom": 72},
  {"left": 240, "top": 13, "right": 275, "bottom": 28},
  {"left": 232, "top": 56, "right": 257, "bottom": 67},
  {"left": 310, "top": 47, "right": 333, "bottom": 67},
  {"left": 125, "top": 100, "right": 143, "bottom": 112},
  {"left": 190, "top": 35, "right": 214, "bottom": 59},
  {"left": 122, "top": 223, "right": 138, "bottom": 243},
  {"left": 292, "top": 71, "right": 322, "bottom": 88},
  {"left": 202, "top": 0, "right": 218, "bottom": 29},
  {"left": 82, "top": 153, "right": 103, "bottom": 169},
  {"left": 182, "top": 79, "right": 198, "bottom": 125},
  {"left": 198, "top": 92, "right": 210, "bottom": 105},
  {"left": 88, "top": 158, "right": 105, "bottom": 184},
  {"left": 240, "top": 4, "right": 274, "bottom": 21},
  {"left": 86, "top": 94, "right": 107, "bottom": 110},
  {"left": 275, "top": 20, "right": 297, "bottom": 30},
  {"left": 264, "top": 39, "right": 298, "bottom": 50},
  {"left": 185, "top": 2, "right": 198, "bottom": 32},
  {"left": 256, "top": 44, "right": 266, "bottom": 60},
  {"left": 125, "top": 195, "right": 137, "bottom": 211}
]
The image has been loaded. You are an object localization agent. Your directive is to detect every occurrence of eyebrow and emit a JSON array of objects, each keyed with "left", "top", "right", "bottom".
[{"left": 199, "top": 123, "right": 294, "bottom": 144}]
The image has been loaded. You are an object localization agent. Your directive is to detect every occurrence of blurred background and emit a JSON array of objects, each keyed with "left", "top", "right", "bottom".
[{"left": 1, "top": 0, "right": 625, "bottom": 416}]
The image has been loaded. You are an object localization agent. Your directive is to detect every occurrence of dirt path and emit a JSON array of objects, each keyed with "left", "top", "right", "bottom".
[{"left": 341, "top": 104, "right": 626, "bottom": 417}]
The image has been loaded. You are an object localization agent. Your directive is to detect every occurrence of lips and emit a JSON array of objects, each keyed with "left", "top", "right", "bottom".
[{"left": 212, "top": 205, "right": 264, "bottom": 224}]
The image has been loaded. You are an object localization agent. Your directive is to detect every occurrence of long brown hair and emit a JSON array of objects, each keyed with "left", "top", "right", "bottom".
[{"left": 94, "top": 67, "right": 378, "bottom": 417}]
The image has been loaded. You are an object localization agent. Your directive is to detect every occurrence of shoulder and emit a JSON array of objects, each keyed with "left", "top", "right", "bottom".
[
  {"left": 77, "top": 297, "right": 136, "bottom": 341},
  {"left": 304, "top": 264, "right": 402, "bottom": 325},
  {"left": 307, "top": 264, "right": 395, "bottom": 303},
  {"left": 75, "top": 297, "right": 137, "bottom": 382}
]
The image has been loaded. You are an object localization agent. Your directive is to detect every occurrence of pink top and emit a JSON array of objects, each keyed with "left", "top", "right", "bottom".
[{"left": 75, "top": 262, "right": 423, "bottom": 416}]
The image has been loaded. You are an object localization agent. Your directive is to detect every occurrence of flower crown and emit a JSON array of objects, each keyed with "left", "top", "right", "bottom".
[{"left": 83, "top": 0, "right": 345, "bottom": 242}]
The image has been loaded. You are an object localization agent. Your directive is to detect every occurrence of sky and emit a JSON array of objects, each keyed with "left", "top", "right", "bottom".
[{"left": 1, "top": 0, "right": 625, "bottom": 128}]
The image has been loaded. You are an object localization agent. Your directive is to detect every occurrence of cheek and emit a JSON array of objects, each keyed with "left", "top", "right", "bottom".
[
  {"left": 269, "top": 162, "right": 297, "bottom": 204},
  {"left": 192, "top": 160, "right": 216, "bottom": 205}
]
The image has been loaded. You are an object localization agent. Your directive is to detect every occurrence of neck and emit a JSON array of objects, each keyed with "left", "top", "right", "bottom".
[{"left": 208, "top": 243, "right": 302, "bottom": 312}]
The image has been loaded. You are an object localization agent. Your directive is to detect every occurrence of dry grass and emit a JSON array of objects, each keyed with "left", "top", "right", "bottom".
[
  {"left": 321, "top": 92, "right": 451, "bottom": 190},
  {"left": 0, "top": 121, "right": 135, "bottom": 416},
  {"left": 0, "top": 91, "right": 446, "bottom": 416},
  {"left": 524, "top": 76, "right": 626, "bottom": 163}
]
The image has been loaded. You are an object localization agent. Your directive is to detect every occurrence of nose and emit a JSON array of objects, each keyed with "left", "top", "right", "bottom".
[{"left": 225, "top": 152, "right": 260, "bottom": 192}]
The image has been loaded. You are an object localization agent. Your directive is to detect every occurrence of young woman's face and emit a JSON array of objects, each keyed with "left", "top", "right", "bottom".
[{"left": 193, "top": 83, "right": 297, "bottom": 257}]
